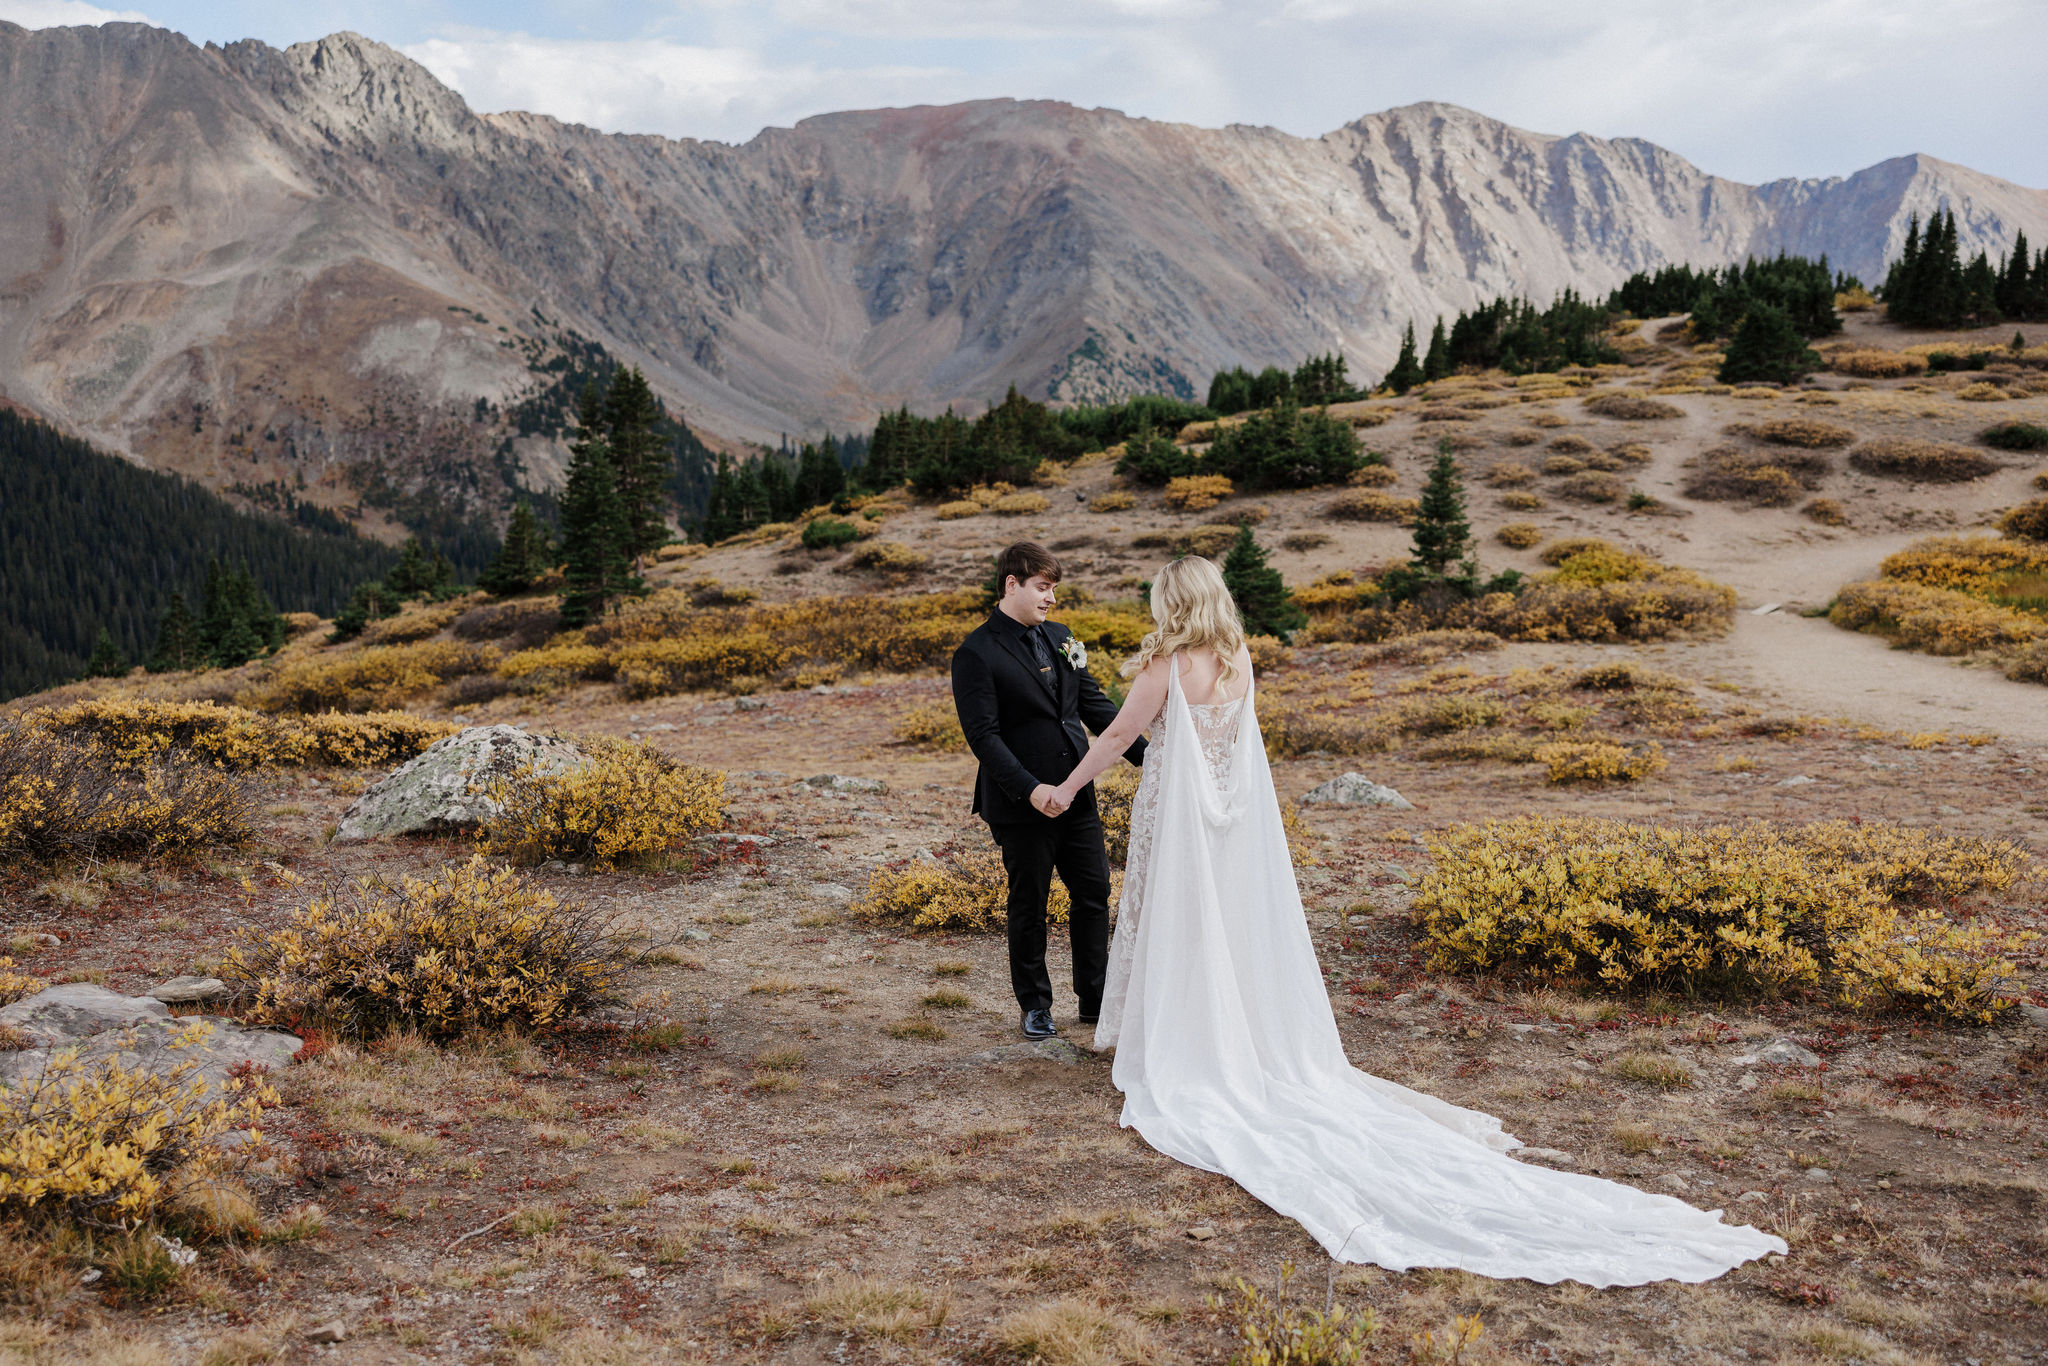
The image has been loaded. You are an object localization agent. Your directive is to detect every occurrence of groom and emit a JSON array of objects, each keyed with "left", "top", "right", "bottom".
[{"left": 951, "top": 542, "right": 1145, "bottom": 1039}]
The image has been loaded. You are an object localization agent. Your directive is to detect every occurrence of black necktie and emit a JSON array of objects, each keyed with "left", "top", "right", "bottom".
[{"left": 1026, "top": 626, "right": 1057, "bottom": 692}]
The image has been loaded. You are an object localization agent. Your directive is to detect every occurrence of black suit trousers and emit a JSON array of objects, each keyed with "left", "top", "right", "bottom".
[{"left": 989, "top": 808, "right": 1115, "bottom": 1014}]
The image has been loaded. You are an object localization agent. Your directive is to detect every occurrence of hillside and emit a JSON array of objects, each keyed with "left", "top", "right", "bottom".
[{"left": 1, "top": 20, "right": 2044, "bottom": 534}]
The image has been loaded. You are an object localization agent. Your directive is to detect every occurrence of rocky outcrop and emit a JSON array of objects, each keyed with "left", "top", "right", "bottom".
[
  {"left": 334, "top": 724, "right": 588, "bottom": 840},
  {"left": 0, "top": 19, "right": 2042, "bottom": 476},
  {"left": 0, "top": 984, "right": 300, "bottom": 1090},
  {"left": 1299, "top": 774, "right": 1415, "bottom": 809}
]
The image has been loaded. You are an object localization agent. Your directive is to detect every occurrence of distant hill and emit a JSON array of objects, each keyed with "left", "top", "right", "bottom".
[
  {"left": 0, "top": 20, "right": 2044, "bottom": 523},
  {"left": 0, "top": 410, "right": 395, "bottom": 699}
]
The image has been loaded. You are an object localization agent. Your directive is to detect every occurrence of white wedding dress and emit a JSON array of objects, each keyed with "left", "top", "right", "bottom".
[{"left": 1094, "top": 656, "right": 1786, "bottom": 1285}]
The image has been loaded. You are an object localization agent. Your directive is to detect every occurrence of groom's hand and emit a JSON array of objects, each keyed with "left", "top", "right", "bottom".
[{"left": 1030, "top": 784, "right": 1067, "bottom": 818}]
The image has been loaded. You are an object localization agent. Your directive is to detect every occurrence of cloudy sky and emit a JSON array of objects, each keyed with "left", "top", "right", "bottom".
[{"left": 6, "top": 0, "right": 2045, "bottom": 187}]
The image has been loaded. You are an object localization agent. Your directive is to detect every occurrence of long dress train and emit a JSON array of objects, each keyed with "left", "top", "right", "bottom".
[{"left": 1094, "top": 657, "right": 1785, "bottom": 1286}]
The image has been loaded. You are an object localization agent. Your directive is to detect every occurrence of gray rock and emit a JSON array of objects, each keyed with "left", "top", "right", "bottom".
[
  {"left": 1804, "top": 1167, "right": 1834, "bottom": 1183},
  {"left": 148, "top": 975, "right": 228, "bottom": 1005},
  {"left": 1733, "top": 1037, "right": 1821, "bottom": 1067},
  {"left": 306, "top": 1322, "right": 348, "bottom": 1345},
  {"left": 1735, "top": 1190, "right": 1769, "bottom": 1204},
  {"left": 1515, "top": 1147, "right": 1574, "bottom": 1167},
  {"left": 799, "top": 774, "right": 887, "bottom": 795},
  {"left": 1298, "top": 774, "right": 1413, "bottom": 809},
  {"left": 2018, "top": 1002, "right": 2048, "bottom": 1028},
  {"left": 0, "top": 985, "right": 299, "bottom": 1091},
  {"left": 1776, "top": 775, "right": 1815, "bottom": 788},
  {"left": 335, "top": 725, "right": 590, "bottom": 841},
  {"left": 967, "top": 1038, "right": 1094, "bottom": 1066},
  {"left": 1659, "top": 1173, "right": 1690, "bottom": 1192},
  {"left": 683, "top": 929, "right": 712, "bottom": 942},
  {"left": 733, "top": 697, "right": 770, "bottom": 712},
  {"left": 812, "top": 884, "right": 853, "bottom": 902}
]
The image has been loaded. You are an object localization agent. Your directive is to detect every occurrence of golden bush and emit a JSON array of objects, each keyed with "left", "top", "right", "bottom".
[
  {"left": 1547, "top": 545, "right": 1658, "bottom": 584},
  {"left": 1532, "top": 739, "right": 1666, "bottom": 783},
  {"left": 1325, "top": 490, "right": 1419, "bottom": 524},
  {"left": 853, "top": 848, "right": 1071, "bottom": 933},
  {"left": 1497, "top": 491, "right": 1546, "bottom": 511},
  {"left": 1733, "top": 418, "right": 1856, "bottom": 448},
  {"left": 1548, "top": 434, "right": 1597, "bottom": 455},
  {"left": 2005, "top": 638, "right": 2048, "bottom": 684},
  {"left": 894, "top": 702, "right": 965, "bottom": 752},
  {"left": 360, "top": 600, "right": 462, "bottom": 645},
  {"left": 1416, "top": 406, "right": 1475, "bottom": 423},
  {"left": 1164, "top": 475, "right": 1234, "bottom": 512},
  {"left": 1583, "top": 393, "right": 1683, "bottom": 420},
  {"left": 1834, "top": 286, "right": 1878, "bottom": 312},
  {"left": 1095, "top": 766, "right": 1142, "bottom": 866},
  {"left": 0, "top": 728, "right": 250, "bottom": 861},
  {"left": 1537, "top": 537, "right": 1622, "bottom": 566},
  {"left": 1802, "top": 498, "right": 1848, "bottom": 526},
  {"left": 1396, "top": 695, "right": 1505, "bottom": 735},
  {"left": 1828, "top": 349, "right": 1924, "bottom": 378},
  {"left": 1829, "top": 580, "right": 2045, "bottom": 656},
  {"left": 613, "top": 634, "right": 794, "bottom": 697},
  {"left": 845, "top": 541, "right": 931, "bottom": 576},
  {"left": 226, "top": 856, "right": 629, "bottom": 1040},
  {"left": 0, "top": 1027, "right": 274, "bottom": 1228},
  {"left": 1413, "top": 817, "right": 2030, "bottom": 1019},
  {"left": 1848, "top": 438, "right": 1997, "bottom": 482},
  {"left": 1999, "top": 499, "right": 2048, "bottom": 542},
  {"left": 654, "top": 542, "right": 705, "bottom": 562},
  {"left": 990, "top": 491, "right": 1050, "bottom": 516},
  {"left": 1530, "top": 411, "right": 1570, "bottom": 428},
  {"left": 0, "top": 957, "right": 49, "bottom": 1007},
  {"left": 1555, "top": 471, "right": 1626, "bottom": 503},
  {"left": 1955, "top": 382, "right": 2008, "bottom": 402},
  {"left": 1347, "top": 465, "right": 1398, "bottom": 488},
  {"left": 1132, "top": 525, "right": 1239, "bottom": 558},
  {"left": 496, "top": 642, "right": 614, "bottom": 692},
  {"left": 934, "top": 500, "right": 983, "bottom": 520},
  {"left": 1052, "top": 606, "right": 1152, "bottom": 652},
  {"left": 1878, "top": 535, "right": 2048, "bottom": 595},
  {"left": 1361, "top": 628, "right": 1500, "bottom": 665},
  {"left": 1683, "top": 448, "right": 1810, "bottom": 505},
  {"left": 1500, "top": 429, "right": 1543, "bottom": 447},
  {"left": 1495, "top": 522, "right": 1543, "bottom": 549},
  {"left": 1606, "top": 442, "right": 1652, "bottom": 465},
  {"left": 1485, "top": 461, "right": 1536, "bottom": 486},
  {"left": 1089, "top": 491, "right": 1136, "bottom": 513},
  {"left": 478, "top": 738, "right": 725, "bottom": 869},
  {"left": 1541, "top": 454, "right": 1585, "bottom": 475},
  {"left": 30, "top": 700, "right": 457, "bottom": 772},
  {"left": 1462, "top": 572, "right": 1737, "bottom": 642},
  {"left": 249, "top": 640, "right": 488, "bottom": 713}
]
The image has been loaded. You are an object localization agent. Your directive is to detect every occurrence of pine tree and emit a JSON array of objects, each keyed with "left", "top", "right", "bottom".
[
  {"left": 557, "top": 387, "right": 636, "bottom": 627},
  {"left": 83, "top": 627, "right": 126, "bottom": 678},
  {"left": 1718, "top": 303, "right": 1819, "bottom": 385},
  {"left": 199, "top": 560, "right": 262, "bottom": 667},
  {"left": 757, "top": 452, "right": 796, "bottom": 523},
  {"left": 1220, "top": 526, "right": 1306, "bottom": 641},
  {"left": 1422, "top": 318, "right": 1451, "bottom": 381},
  {"left": 1384, "top": 323, "right": 1423, "bottom": 394},
  {"left": 1410, "top": 442, "right": 1474, "bottom": 578},
  {"left": 146, "top": 591, "right": 204, "bottom": 672},
  {"left": 794, "top": 436, "right": 846, "bottom": 509},
  {"left": 479, "top": 500, "right": 552, "bottom": 596},
  {"left": 385, "top": 538, "right": 438, "bottom": 598},
  {"left": 701, "top": 452, "right": 743, "bottom": 544},
  {"left": 604, "top": 366, "right": 670, "bottom": 568}
]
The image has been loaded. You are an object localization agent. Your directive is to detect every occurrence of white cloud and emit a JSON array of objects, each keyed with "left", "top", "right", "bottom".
[{"left": 0, "top": 0, "right": 151, "bottom": 25}]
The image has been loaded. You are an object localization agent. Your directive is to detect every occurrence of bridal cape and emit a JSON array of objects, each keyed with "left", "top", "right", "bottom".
[{"left": 1094, "top": 658, "right": 1786, "bottom": 1285}]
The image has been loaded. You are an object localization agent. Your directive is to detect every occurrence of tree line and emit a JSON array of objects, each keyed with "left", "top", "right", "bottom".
[{"left": 1884, "top": 213, "right": 2048, "bottom": 329}]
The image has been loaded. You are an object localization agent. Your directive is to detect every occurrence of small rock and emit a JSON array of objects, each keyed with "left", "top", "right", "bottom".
[
  {"left": 683, "top": 929, "right": 712, "bottom": 942},
  {"left": 79, "top": 1268, "right": 101, "bottom": 1284},
  {"left": 147, "top": 975, "right": 228, "bottom": 1005},
  {"left": 1739, "top": 1073, "right": 1758, "bottom": 1091},
  {"left": 2018, "top": 1003, "right": 2048, "bottom": 1028},
  {"left": 1734, "top": 1037, "right": 1821, "bottom": 1067},
  {"left": 799, "top": 774, "right": 887, "bottom": 795},
  {"left": 1570, "top": 1059, "right": 1594, "bottom": 1071},
  {"left": 1776, "top": 775, "right": 1815, "bottom": 788},
  {"left": 0, "top": 985, "right": 299, "bottom": 1091},
  {"left": 1186, "top": 1225, "right": 1217, "bottom": 1242},
  {"left": 1516, "top": 1148, "right": 1574, "bottom": 1167},
  {"left": 1298, "top": 774, "right": 1414, "bottom": 809},
  {"left": 32, "top": 932, "right": 60, "bottom": 948},
  {"left": 812, "top": 884, "right": 853, "bottom": 902},
  {"left": 1804, "top": 1167, "right": 1834, "bottom": 1184},
  {"left": 1659, "top": 1174, "right": 1689, "bottom": 1192},
  {"left": 734, "top": 697, "right": 770, "bottom": 712},
  {"left": 627, "top": 1266, "right": 647, "bottom": 1279},
  {"left": 1406, "top": 1026, "right": 1431, "bottom": 1038},
  {"left": 651, "top": 722, "right": 676, "bottom": 732},
  {"left": 306, "top": 1322, "right": 348, "bottom": 1345},
  {"left": 810, "top": 684, "right": 835, "bottom": 695},
  {"left": 1735, "top": 1190, "right": 1768, "bottom": 1204}
]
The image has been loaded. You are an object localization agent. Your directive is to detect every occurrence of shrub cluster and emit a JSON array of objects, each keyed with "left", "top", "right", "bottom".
[
  {"left": 1731, "top": 417, "right": 1856, "bottom": 448},
  {"left": 1803, "top": 497, "right": 1848, "bottom": 526},
  {"left": 1847, "top": 438, "right": 1997, "bottom": 482},
  {"left": 1324, "top": 490, "right": 1419, "bottom": 523},
  {"left": 1163, "top": 475, "right": 1233, "bottom": 512},
  {"left": 479, "top": 738, "right": 725, "bottom": 869},
  {"left": 0, "top": 728, "right": 250, "bottom": 861},
  {"left": 893, "top": 702, "right": 965, "bottom": 751},
  {"left": 1202, "top": 401, "right": 1369, "bottom": 489},
  {"left": 853, "top": 848, "right": 1071, "bottom": 933},
  {"left": 1413, "top": 817, "right": 2031, "bottom": 1021},
  {"left": 1829, "top": 580, "right": 2045, "bottom": 655},
  {"left": 1879, "top": 534, "right": 2048, "bottom": 596},
  {"left": 1582, "top": 393, "right": 1682, "bottom": 420},
  {"left": 23, "top": 700, "right": 455, "bottom": 770},
  {"left": 227, "top": 856, "right": 629, "bottom": 1041},
  {"left": 1495, "top": 522, "right": 1543, "bottom": 549},
  {"left": 248, "top": 640, "right": 489, "bottom": 714},
  {"left": 1980, "top": 421, "right": 2048, "bottom": 452},
  {"left": 1555, "top": 470, "right": 1626, "bottom": 503},
  {"left": 0, "top": 1026, "right": 275, "bottom": 1228},
  {"left": 1828, "top": 349, "right": 1925, "bottom": 378},
  {"left": 2000, "top": 499, "right": 2048, "bottom": 542},
  {"left": 1532, "top": 739, "right": 1667, "bottom": 783},
  {"left": 1683, "top": 446, "right": 1826, "bottom": 505}
]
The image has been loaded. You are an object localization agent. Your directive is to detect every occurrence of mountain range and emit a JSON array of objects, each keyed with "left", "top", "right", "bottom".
[{"left": 2, "top": 19, "right": 2045, "bottom": 527}]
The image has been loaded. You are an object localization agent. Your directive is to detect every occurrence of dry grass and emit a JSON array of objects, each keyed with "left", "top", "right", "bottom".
[
  {"left": 1848, "top": 438, "right": 1997, "bottom": 482},
  {"left": 996, "top": 1299, "right": 1153, "bottom": 1365},
  {"left": 1730, "top": 417, "right": 1857, "bottom": 448},
  {"left": 1584, "top": 393, "right": 1683, "bottom": 420},
  {"left": 804, "top": 1275, "right": 949, "bottom": 1341}
]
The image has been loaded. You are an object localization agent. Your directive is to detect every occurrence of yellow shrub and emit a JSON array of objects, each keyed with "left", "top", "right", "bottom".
[
  {"left": 1547, "top": 546, "right": 1658, "bottom": 585},
  {"left": 654, "top": 542, "right": 705, "bottom": 562},
  {"left": 1735, "top": 418, "right": 1856, "bottom": 448},
  {"left": 990, "top": 492, "right": 1050, "bottom": 516},
  {"left": 478, "top": 739, "right": 725, "bottom": 869},
  {"left": 497, "top": 643, "right": 614, "bottom": 689},
  {"left": 0, "top": 729, "right": 250, "bottom": 861},
  {"left": 1802, "top": 497, "right": 1848, "bottom": 526},
  {"left": 1089, "top": 491, "right": 1136, "bottom": 513},
  {"left": 1878, "top": 535, "right": 2048, "bottom": 596},
  {"left": 2005, "top": 637, "right": 2048, "bottom": 684},
  {"left": 1095, "top": 766, "right": 1142, "bottom": 866},
  {"left": 1052, "top": 606, "right": 1152, "bottom": 652},
  {"left": 1485, "top": 461, "right": 1536, "bottom": 486},
  {"left": 1164, "top": 475, "right": 1234, "bottom": 512},
  {"left": 226, "top": 856, "right": 628, "bottom": 1040},
  {"left": 1413, "top": 817, "right": 2030, "bottom": 1020},
  {"left": 1132, "top": 525, "right": 1238, "bottom": 558},
  {"left": 1541, "top": 454, "right": 1585, "bottom": 475},
  {"left": 1848, "top": 438, "right": 1997, "bottom": 482},
  {"left": 846, "top": 542, "right": 931, "bottom": 577},
  {"left": 1348, "top": 465, "right": 1398, "bottom": 488},
  {"left": 613, "top": 634, "right": 796, "bottom": 698},
  {"left": 1996, "top": 500, "right": 2048, "bottom": 543},
  {"left": 854, "top": 848, "right": 1070, "bottom": 933},
  {"left": 1555, "top": 471, "right": 1626, "bottom": 503},
  {"left": 1497, "top": 491, "right": 1546, "bottom": 511},
  {"left": 1495, "top": 523, "right": 1543, "bottom": 549},
  {"left": 1828, "top": 348, "right": 1923, "bottom": 378},
  {"left": 1829, "top": 580, "right": 2046, "bottom": 655},
  {"left": 894, "top": 702, "right": 965, "bottom": 751},
  {"left": 1324, "top": 490, "right": 1419, "bottom": 524},
  {"left": 1532, "top": 739, "right": 1666, "bottom": 783},
  {"left": 934, "top": 500, "right": 983, "bottom": 520},
  {"left": 24, "top": 700, "right": 457, "bottom": 771},
  {"left": 0, "top": 957, "right": 49, "bottom": 1007},
  {"left": 1955, "top": 382, "right": 2008, "bottom": 402},
  {"left": 0, "top": 1025, "right": 273, "bottom": 1228},
  {"left": 248, "top": 640, "right": 488, "bottom": 714},
  {"left": 1583, "top": 394, "right": 1683, "bottom": 420},
  {"left": 1462, "top": 572, "right": 1737, "bottom": 642},
  {"left": 360, "top": 600, "right": 461, "bottom": 645},
  {"left": 1834, "top": 286, "right": 1877, "bottom": 312}
]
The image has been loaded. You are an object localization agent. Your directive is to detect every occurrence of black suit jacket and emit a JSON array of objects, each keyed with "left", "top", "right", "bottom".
[{"left": 950, "top": 610, "right": 1146, "bottom": 825}]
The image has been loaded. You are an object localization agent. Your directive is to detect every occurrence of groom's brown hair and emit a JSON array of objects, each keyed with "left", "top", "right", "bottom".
[{"left": 995, "top": 541, "right": 1061, "bottom": 591}]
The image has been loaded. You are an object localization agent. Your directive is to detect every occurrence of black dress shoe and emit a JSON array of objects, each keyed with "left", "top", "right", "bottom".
[{"left": 1021, "top": 1008, "right": 1059, "bottom": 1039}]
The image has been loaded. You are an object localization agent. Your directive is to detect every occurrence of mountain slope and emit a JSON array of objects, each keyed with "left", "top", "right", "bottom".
[{"left": 1, "top": 21, "right": 2043, "bottom": 514}]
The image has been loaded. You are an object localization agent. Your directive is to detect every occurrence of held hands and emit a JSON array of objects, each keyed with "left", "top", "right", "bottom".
[{"left": 1029, "top": 783, "right": 1072, "bottom": 818}]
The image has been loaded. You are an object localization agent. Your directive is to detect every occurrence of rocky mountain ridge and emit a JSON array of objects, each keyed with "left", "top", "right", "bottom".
[{"left": 1, "top": 20, "right": 2043, "bottom": 525}]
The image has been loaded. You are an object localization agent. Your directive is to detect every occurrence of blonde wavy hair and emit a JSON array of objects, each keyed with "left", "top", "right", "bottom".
[{"left": 1123, "top": 555, "right": 1247, "bottom": 689}]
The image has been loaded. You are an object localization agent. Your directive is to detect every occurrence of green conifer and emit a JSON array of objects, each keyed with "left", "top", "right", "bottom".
[
  {"left": 146, "top": 591, "right": 203, "bottom": 672},
  {"left": 1718, "top": 302, "right": 1819, "bottom": 385},
  {"left": 558, "top": 387, "right": 637, "bottom": 627},
  {"left": 794, "top": 435, "right": 846, "bottom": 508},
  {"left": 385, "top": 539, "right": 437, "bottom": 598},
  {"left": 1422, "top": 318, "right": 1451, "bottom": 381},
  {"left": 1221, "top": 526, "right": 1306, "bottom": 641},
  {"left": 1410, "top": 441, "right": 1474, "bottom": 579},
  {"left": 1384, "top": 323, "right": 1423, "bottom": 394},
  {"left": 604, "top": 366, "right": 670, "bottom": 568},
  {"left": 480, "top": 501, "right": 553, "bottom": 596},
  {"left": 83, "top": 627, "right": 126, "bottom": 678}
]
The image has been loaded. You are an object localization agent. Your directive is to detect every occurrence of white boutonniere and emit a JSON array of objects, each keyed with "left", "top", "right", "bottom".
[{"left": 1059, "top": 636, "right": 1088, "bottom": 671}]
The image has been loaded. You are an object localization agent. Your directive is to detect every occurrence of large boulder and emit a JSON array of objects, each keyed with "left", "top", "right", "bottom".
[
  {"left": 0, "top": 984, "right": 301, "bottom": 1091},
  {"left": 335, "top": 724, "right": 589, "bottom": 841}
]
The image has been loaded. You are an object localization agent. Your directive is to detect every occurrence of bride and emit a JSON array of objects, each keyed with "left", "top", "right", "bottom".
[{"left": 1045, "top": 556, "right": 1785, "bottom": 1286}]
